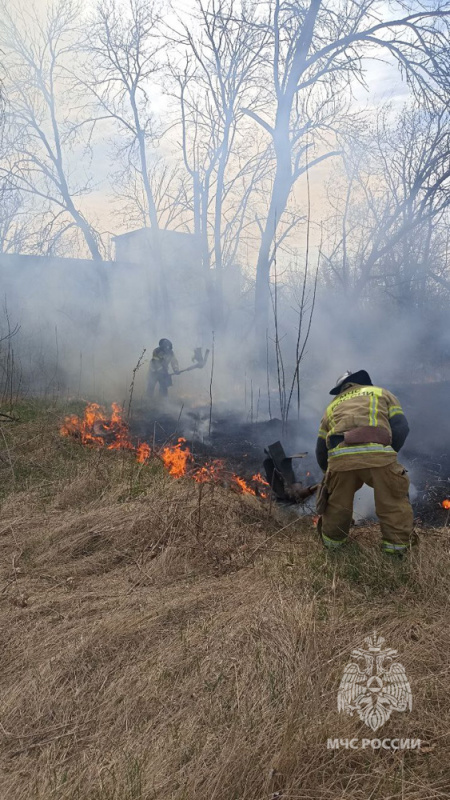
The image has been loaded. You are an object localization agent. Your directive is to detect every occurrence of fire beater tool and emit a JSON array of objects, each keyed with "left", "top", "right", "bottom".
[
  {"left": 173, "top": 347, "right": 210, "bottom": 375},
  {"left": 263, "top": 440, "right": 319, "bottom": 503}
]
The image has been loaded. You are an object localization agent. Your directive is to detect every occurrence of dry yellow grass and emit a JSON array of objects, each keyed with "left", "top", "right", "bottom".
[{"left": 0, "top": 401, "right": 449, "bottom": 799}]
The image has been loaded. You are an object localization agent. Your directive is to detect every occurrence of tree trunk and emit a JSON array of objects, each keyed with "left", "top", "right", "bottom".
[
  {"left": 71, "top": 205, "right": 103, "bottom": 262},
  {"left": 193, "top": 170, "right": 201, "bottom": 237},
  {"left": 64, "top": 198, "right": 108, "bottom": 296},
  {"left": 254, "top": 110, "right": 292, "bottom": 350},
  {"left": 200, "top": 179, "right": 217, "bottom": 329},
  {"left": 212, "top": 119, "right": 231, "bottom": 329},
  {"left": 252, "top": 0, "right": 321, "bottom": 354},
  {"left": 131, "top": 95, "right": 170, "bottom": 318},
  {"left": 201, "top": 180, "right": 211, "bottom": 273}
]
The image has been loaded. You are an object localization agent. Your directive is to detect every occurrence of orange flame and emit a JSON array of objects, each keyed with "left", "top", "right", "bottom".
[
  {"left": 61, "top": 402, "right": 133, "bottom": 450},
  {"left": 161, "top": 438, "right": 191, "bottom": 478},
  {"left": 232, "top": 474, "right": 256, "bottom": 495},
  {"left": 106, "top": 402, "right": 134, "bottom": 451},
  {"left": 62, "top": 403, "right": 274, "bottom": 499},
  {"left": 442, "top": 499, "right": 450, "bottom": 510},
  {"left": 136, "top": 442, "right": 151, "bottom": 464},
  {"left": 193, "top": 466, "right": 212, "bottom": 484},
  {"left": 251, "top": 472, "right": 270, "bottom": 498},
  {"left": 251, "top": 472, "right": 269, "bottom": 486},
  {"left": 193, "top": 459, "right": 225, "bottom": 483}
]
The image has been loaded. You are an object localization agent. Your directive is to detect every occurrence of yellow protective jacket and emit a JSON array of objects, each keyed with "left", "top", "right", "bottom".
[
  {"left": 316, "top": 383, "right": 409, "bottom": 472},
  {"left": 149, "top": 347, "right": 179, "bottom": 375}
]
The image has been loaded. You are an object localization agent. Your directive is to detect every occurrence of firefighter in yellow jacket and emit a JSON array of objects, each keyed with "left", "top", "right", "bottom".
[
  {"left": 315, "top": 370, "right": 413, "bottom": 556},
  {"left": 147, "top": 338, "right": 180, "bottom": 397}
]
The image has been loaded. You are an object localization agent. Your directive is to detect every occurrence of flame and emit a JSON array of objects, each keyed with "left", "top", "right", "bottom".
[
  {"left": 192, "top": 464, "right": 268, "bottom": 498},
  {"left": 61, "top": 402, "right": 133, "bottom": 450},
  {"left": 250, "top": 472, "right": 270, "bottom": 498},
  {"left": 161, "top": 437, "right": 191, "bottom": 478},
  {"left": 136, "top": 442, "right": 151, "bottom": 464},
  {"left": 61, "top": 403, "right": 273, "bottom": 499},
  {"left": 106, "top": 402, "right": 134, "bottom": 451},
  {"left": 193, "top": 466, "right": 213, "bottom": 484},
  {"left": 312, "top": 516, "right": 319, "bottom": 526},
  {"left": 232, "top": 474, "right": 256, "bottom": 495},
  {"left": 251, "top": 472, "right": 269, "bottom": 486},
  {"left": 442, "top": 499, "right": 450, "bottom": 510},
  {"left": 193, "top": 459, "right": 225, "bottom": 483}
]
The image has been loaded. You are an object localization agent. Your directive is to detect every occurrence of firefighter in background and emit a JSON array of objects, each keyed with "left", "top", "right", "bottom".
[
  {"left": 147, "top": 338, "right": 180, "bottom": 397},
  {"left": 315, "top": 370, "right": 413, "bottom": 556}
]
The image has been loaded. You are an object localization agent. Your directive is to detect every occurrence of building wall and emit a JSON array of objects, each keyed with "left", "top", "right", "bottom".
[
  {"left": 113, "top": 227, "right": 211, "bottom": 316},
  {"left": 114, "top": 227, "right": 202, "bottom": 270}
]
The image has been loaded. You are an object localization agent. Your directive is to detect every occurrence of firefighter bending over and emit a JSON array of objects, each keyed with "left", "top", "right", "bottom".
[
  {"left": 315, "top": 370, "right": 413, "bottom": 556},
  {"left": 148, "top": 338, "right": 179, "bottom": 397}
]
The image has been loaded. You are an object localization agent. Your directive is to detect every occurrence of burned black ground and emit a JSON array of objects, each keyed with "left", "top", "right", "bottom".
[{"left": 131, "top": 387, "right": 450, "bottom": 525}]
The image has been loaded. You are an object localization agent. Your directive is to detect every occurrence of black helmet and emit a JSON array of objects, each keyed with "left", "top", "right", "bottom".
[
  {"left": 329, "top": 369, "right": 372, "bottom": 395},
  {"left": 159, "top": 338, "right": 173, "bottom": 352}
]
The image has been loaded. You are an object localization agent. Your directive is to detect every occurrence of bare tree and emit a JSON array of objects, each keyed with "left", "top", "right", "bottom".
[
  {"left": 170, "top": 0, "right": 271, "bottom": 325},
  {"left": 322, "top": 105, "right": 450, "bottom": 305},
  {"left": 269, "top": 193, "right": 319, "bottom": 430},
  {"left": 0, "top": 0, "right": 104, "bottom": 260},
  {"left": 178, "top": 1, "right": 268, "bottom": 269},
  {"left": 0, "top": 180, "right": 85, "bottom": 255},
  {"left": 242, "top": 0, "right": 450, "bottom": 346},
  {"left": 111, "top": 158, "right": 188, "bottom": 232},
  {"left": 82, "top": 0, "right": 163, "bottom": 229},
  {"left": 176, "top": 63, "right": 218, "bottom": 273},
  {"left": 0, "top": 184, "right": 28, "bottom": 252},
  {"left": 80, "top": 0, "right": 173, "bottom": 309},
  {"left": 429, "top": 219, "right": 450, "bottom": 294}
]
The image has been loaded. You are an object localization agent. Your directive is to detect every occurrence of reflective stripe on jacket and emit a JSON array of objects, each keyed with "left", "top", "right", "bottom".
[
  {"left": 150, "top": 347, "right": 179, "bottom": 375},
  {"left": 316, "top": 383, "right": 408, "bottom": 471}
]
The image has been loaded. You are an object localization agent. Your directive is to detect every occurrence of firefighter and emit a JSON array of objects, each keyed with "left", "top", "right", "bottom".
[
  {"left": 147, "top": 338, "right": 180, "bottom": 398},
  {"left": 315, "top": 370, "right": 414, "bottom": 556}
]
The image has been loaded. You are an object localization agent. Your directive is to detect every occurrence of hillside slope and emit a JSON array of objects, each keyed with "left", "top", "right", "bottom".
[{"left": 0, "top": 402, "right": 449, "bottom": 800}]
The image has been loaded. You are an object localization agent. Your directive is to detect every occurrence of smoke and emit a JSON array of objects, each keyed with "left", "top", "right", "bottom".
[
  {"left": 1, "top": 249, "right": 449, "bottom": 474},
  {"left": 0, "top": 252, "right": 220, "bottom": 403},
  {"left": 269, "top": 283, "right": 450, "bottom": 455}
]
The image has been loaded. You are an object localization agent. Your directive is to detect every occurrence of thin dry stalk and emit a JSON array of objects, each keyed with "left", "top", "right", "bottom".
[
  {"left": 208, "top": 331, "right": 215, "bottom": 437},
  {"left": 0, "top": 424, "right": 15, "bottom": 487},
  {"left": 266, "top": 328, "right": 272, "bottom": 420},
  {"left": 197, "top": 480, "right": 204, "bottom": 535},
  {"left": 126, "top": 348, "right": 147, "bottom": 422}
]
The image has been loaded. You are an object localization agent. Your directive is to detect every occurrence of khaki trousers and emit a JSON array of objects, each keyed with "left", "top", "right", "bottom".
[{"left": 321, "top": 462, "right": 413, "bottom": 548}]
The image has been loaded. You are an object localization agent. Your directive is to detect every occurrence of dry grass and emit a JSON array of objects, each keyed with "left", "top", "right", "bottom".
[{"left": 0, "top": 401, "right": 450, "bottom": 800}]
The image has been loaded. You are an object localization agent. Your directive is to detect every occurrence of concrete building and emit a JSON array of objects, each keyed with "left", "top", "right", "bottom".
[{"left": 113, "top": 227, "right": 202, "bottom": 272}]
